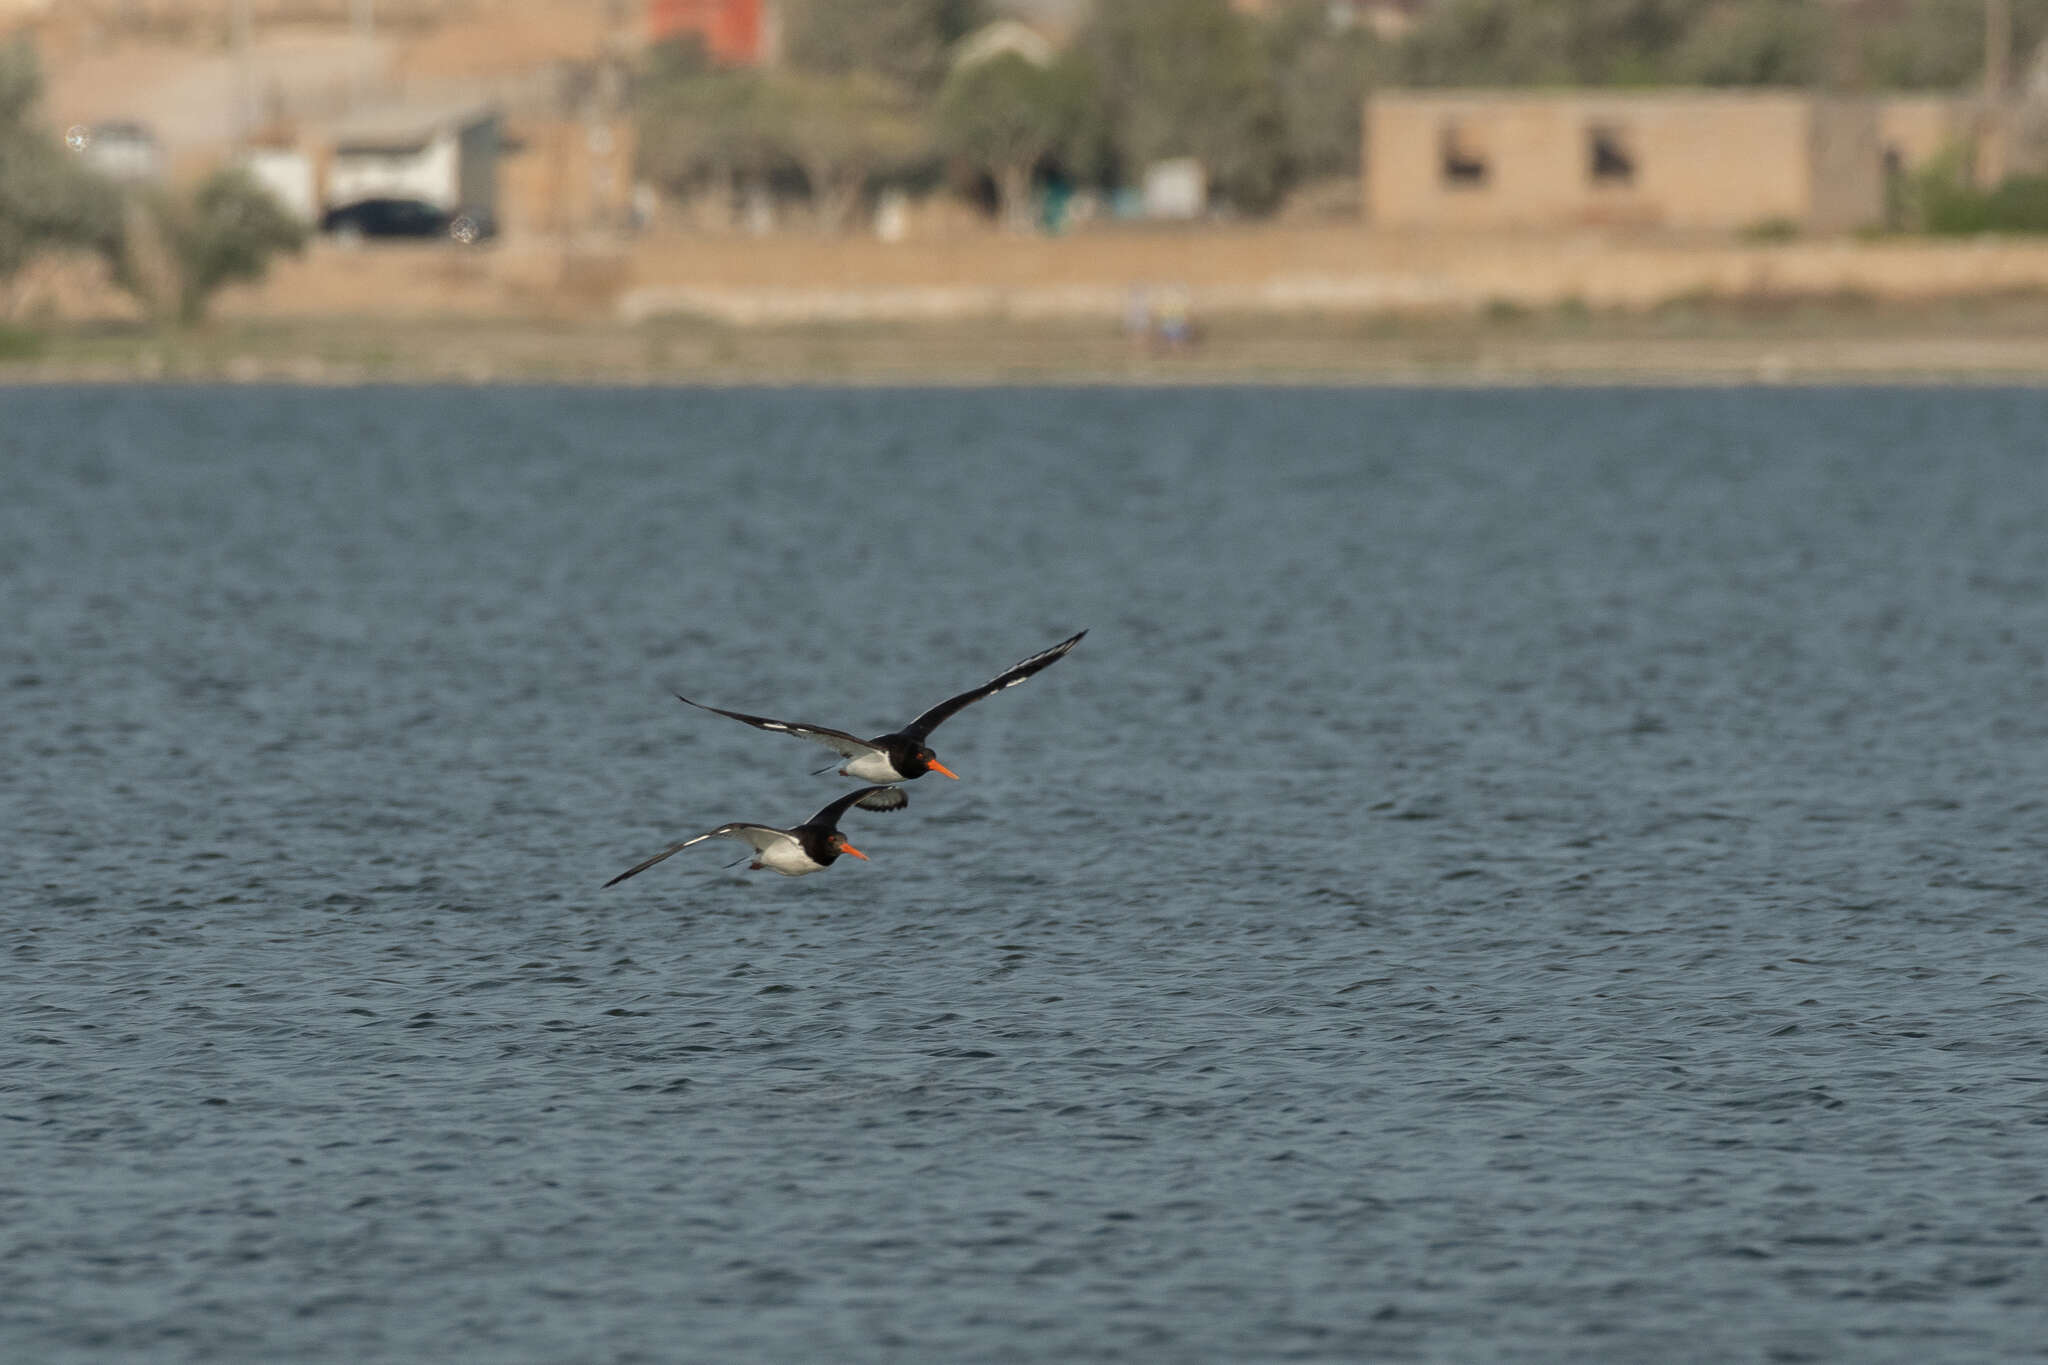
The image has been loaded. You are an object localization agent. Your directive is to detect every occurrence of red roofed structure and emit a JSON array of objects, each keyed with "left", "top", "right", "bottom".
[{"left": 647, "top": 0, "right": 774, "bottom": 65}]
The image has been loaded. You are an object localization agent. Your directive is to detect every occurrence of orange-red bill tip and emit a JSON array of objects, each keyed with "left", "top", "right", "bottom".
[
  {"left": 929, "top": 761, "right": 959, "bottom": 780},
  {"left": 840, "top": 844, "right": 869, "bottom": 861}
]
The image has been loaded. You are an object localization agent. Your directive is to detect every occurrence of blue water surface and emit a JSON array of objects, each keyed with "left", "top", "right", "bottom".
[{"left": 5, "top": 384, "right": 2048, "bottom": 1361}]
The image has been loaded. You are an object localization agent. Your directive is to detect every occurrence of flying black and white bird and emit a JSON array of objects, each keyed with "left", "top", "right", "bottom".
[
  {"left": 603, "top": 785, "right": 907, "bottom": 884},
  {"left": 673, "top": 629, "right": 1087, "bottom": 785}
]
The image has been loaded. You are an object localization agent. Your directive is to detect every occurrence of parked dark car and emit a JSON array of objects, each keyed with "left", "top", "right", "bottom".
[{"left": 319, "top": 198, "right": 491, "bottom": 244}]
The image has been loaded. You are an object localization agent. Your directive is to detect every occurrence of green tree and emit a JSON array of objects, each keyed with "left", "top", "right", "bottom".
[
  {"left": 1861, "top": 0, "right": 2048, "bottom": 89},
  {"left": 773, "top": 71, "right": 928, "bottom": 233},
  {"left": 638, "top": 54, "right": 928, "bottom": 233},
  {"left": 636, "top": 64, "right": 788, "bottom": 212},
  {"left": 1391, "top": 0, "right": 1842, "bottom": 88},
  {"left": 1078, "top": 0, "right": 1285, "bottom": 211},
  {"left": 1385, "top": 0, "right": 2048, "bottom": 91},
  {"left": 1396, "top": 0, "right": 1579, "bottom": 86},
  {"left": 112, "top": 169, "right": 306, "bottom": 324},
  {"left": 4, "top": 42, "right": 298, "bottom": 326},
  {"left": 779, "top": 0, "right": 985, "bottom": 95},
  {"left": 0, "top": 41, "right": 123, "bottom": 310},
  {"left": 935, "top": 51, "right": 1093, "bottom": 230},
  {"left": 1665, "top": 0, "right": 1830, "bottom": 86},
  {"left": 172, "top": 168, "right": 306, "bottom": 323},
  {"left": 1262, "top": 0, "right": 1384, "bottom": 186},
  {"left": 1396, "top": 0, "right": 1685, "bottom": 86},
  {"left": 0, "top": 37, "right": 40, "bottom": 131}
]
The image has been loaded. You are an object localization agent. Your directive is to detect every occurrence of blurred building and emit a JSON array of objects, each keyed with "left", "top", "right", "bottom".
[
  {"left": 328, "top": 106, "right": 500, "bottom": 228},
  {"left": 16, "top": 0, "right": 469, "bottom": 34},
  {"left": 1880, "top": 96, "right": 1983, "bottom": 178},
  {"left": 228, "top": 104, "right": 631, "bottom": 240},
  {"left": 76, "top": 120, "right": 165, "bottom": 182},
  {"left": 1367, "top": 90, "right": 1898, "bottom": 234},
  {"left": 1142, "top": 157, "right": 1206, "bottom": 220},
  {"left": 983, "top": 0, "right": 1087, "bottom": 39},
  {"left": 951, "top": 17, "right": 1058, "bottom": 71},
  {"left": 242, "top": 141, "right": 319, "bottom": 220},
  {"left": 646, "top": 0, "right": 778, "bottom": 65},
  {"left": 498, "top": 113, "right": 637, "bottom": 237},
  {"left": 1229, "top": 0, "right": 1424, "bottom": 35}
]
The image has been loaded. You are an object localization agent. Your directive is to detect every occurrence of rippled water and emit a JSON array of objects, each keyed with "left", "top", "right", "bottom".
[{"left": 6, "top": 384, "right": 2048, "bottom": 1361}]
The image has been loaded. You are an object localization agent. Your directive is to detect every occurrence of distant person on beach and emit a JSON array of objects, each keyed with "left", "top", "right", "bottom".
[
  {"left": 1155, "top": 285, "right": 1197, "bottom": 352},
  {"left": 1124, "top": 285, "right": 1152, "bottom": 350}
]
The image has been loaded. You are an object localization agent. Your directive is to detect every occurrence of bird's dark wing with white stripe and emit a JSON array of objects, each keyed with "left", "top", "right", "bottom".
[
  {"left": 900, "top": 629, "right": 1088, "bottom": 741},
  {"left": 604, "top": 823, "right": 788, "bottom": 886},
  {"left": 806, "top": 785, "right": 909, "bottom": 830},
  {"left": 674, "top": 693, "right": 879, "bottom": 761}
]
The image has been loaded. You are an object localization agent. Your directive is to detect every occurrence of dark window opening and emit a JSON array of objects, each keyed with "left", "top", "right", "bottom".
[
  {"left": 1441, "top": 122, "right": 1487, "bottom": 187},
  {"left": 1589, "top": 124, "right": 1635, "bottom": 185}
]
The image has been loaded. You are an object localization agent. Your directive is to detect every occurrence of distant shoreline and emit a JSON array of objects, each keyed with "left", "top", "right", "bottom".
[
  {"left": 12, "top": 225, "right": 2048, "bottom": 386},
  {"left": 6, "top": 293, "right": 2048, "bottom": 387}
]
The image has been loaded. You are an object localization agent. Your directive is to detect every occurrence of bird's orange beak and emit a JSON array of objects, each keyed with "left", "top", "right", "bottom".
[
  {"left": 840, "top": 843, "right": 869, "bottom": 861},
  {"left": 929, "top": 760, "right": 959, "bottom": 780}
]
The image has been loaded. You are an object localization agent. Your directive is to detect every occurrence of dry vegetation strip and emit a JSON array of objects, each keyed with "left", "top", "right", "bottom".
[{"left": 9, "top": 291, "right": 2048, "bottom": 385}]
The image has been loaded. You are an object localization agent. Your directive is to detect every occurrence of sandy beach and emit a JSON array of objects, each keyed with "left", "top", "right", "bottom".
[
  {"left": 7, "top": 225, "right": 2048, "bottom": 385},
  {"left": 6, "top": 291, "right": 2048, "bottom": 386}
]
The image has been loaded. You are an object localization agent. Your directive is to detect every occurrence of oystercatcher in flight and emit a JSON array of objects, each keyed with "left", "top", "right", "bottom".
[
  {"left": 603, "top": 785, "right": 907, "bottom": 884},
  {"left": 673, "top": 629, "right": 1086, "bottom": 785}
]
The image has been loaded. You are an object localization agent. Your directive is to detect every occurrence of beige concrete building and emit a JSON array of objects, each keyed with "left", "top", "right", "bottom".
[
  {"left": 1879, "top": 96, "right": 1977, "bottom": 173},
  {"left": 1365, "top": 90, "right": 1893, "bottom": 234},
  {"left": 1880, "top": 94, "right": 2033, "bottom": 187}
]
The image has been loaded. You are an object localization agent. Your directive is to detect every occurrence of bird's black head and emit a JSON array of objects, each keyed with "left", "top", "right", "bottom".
[{"left": 911, "top": 744, "right": 958, "bottom": 780}]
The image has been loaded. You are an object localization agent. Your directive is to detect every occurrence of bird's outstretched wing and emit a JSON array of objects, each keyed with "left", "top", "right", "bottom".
[
  {"left": 900, "top": 629, "right": 1088, "bottom": 741},
  {"left": 674, "top": 693, "right": 879, "bottom": 760},
  {"left": 805, "top": 785, "right": 909, "bottom": 830},
  {"left": 604, "top": 822, "right": 789, "bottom": 887}
]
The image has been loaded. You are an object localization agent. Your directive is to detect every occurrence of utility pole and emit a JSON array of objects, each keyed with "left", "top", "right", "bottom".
[
  {"left": 1984, "top": 0, "right": 2012, "bottom": 99},
  {"left": 353, "top": 0, "right": 376, "bottom": 109},
  {"left": 233, "top": 0, "right": 252, "bottom": 145},
  {"left": 1978, "top": 0, "right": 2013, "bottom": 187},
  {"left": 1819, "top": 0, "right": 1862, "bottom": 90}
]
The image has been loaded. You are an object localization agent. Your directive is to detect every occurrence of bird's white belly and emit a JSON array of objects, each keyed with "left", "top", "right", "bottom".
[
  {"left": 756, "top": 840, "right": 823, "bottom": 876},
  {"left": 842, "top": 751, "right": 907, "bottom": 783}
]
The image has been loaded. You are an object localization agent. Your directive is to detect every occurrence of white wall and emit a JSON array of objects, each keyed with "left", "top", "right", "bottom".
[
  {"left": 328, "top": 130, "right": 458, "bottom": 209},
  {"left": 242, "top": 147, "right": 319, "bottom": 222}
]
